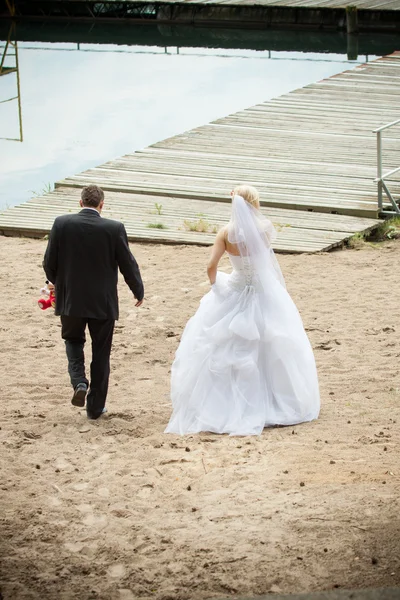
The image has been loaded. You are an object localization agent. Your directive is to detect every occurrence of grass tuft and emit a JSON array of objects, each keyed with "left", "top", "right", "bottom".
[
  {"left": 30, "top": 182, "right": 53, "bottom": 197},
  {"left": 370, "top": 216, "right": 400, "bottom": 242},
  {"left": 347, "top": 231, "right": 366, "bottom": 250},
  {"left": 146, "top": 222, "right": 167, "bottom": 230},
  {"left": 183, "top": 219, "right": 218, "bottom": 234},
  {"left": 347, "top": 216, "right": 400, "bottom": 249}
]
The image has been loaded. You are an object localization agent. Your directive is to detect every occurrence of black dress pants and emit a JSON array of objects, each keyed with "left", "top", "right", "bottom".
[{"left": 61, "top": 316, "right": 115, "bottom": 418}]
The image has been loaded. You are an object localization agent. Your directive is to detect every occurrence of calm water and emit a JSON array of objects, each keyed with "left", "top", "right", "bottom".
[{"left": 0, "top": 42, "right": 373, "bottom": 210}]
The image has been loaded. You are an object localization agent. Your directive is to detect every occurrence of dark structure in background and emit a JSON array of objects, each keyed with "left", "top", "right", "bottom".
[
  {"left": 1, "top": 0, "right": 400, "bottom": 33},
  {"left": 0, "top": 20, "right": 399, "bottom": 58}
]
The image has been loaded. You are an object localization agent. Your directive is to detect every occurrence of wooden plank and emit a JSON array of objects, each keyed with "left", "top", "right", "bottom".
[
  {"left": 56, "top": 178, "right": 380, "bottom": 218},
  {"left": 0, "top": 220, "right": 367, "bottom": 253},
  {"left": 6, "top": 187, "right": 379, "bottom": 233},
  {"left": 0, "top": 187, "right": 381, "bottom": 254}
]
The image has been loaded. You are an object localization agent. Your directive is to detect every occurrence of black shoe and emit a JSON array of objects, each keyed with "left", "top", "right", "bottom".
[
  {"left": 87, "top": 407, "right": 107, "bottom": 420},
  {"left": 71, "top": 383, "right": 88, "bottom": 407}
]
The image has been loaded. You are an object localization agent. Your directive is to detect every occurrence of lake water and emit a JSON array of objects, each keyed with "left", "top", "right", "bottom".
[{"left": 0, "top": 40, "right": 374, "bottom": 210}]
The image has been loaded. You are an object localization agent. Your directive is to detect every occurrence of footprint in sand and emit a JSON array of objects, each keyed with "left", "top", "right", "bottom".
[
  {"left": 82, "top": 513, "right": 108, "bottom": 527},
  {"left": 76, "top": 504, "right": 92, "bottom": 514},
  {"left": 96, "top": 453, "right": 111, "bottom": 464},
  {"left": 55, "top": 457, "right": 74, "bottom": 471},
  {"left": 73, "top": 482, "right": 90, "bottom": 491},
  {"left": 118, "top": 590, "right": 135, "bottom": 600},
  {"left": 108, "top": 563, "right": 126, "bottom": 579},
  {"left": 64, "top": 541, "right": 97, "bottom": 558},
  {"left": 48, "top": 496, "right": 62, "bottom": 507},
  {"left": 64, "top": 541, "right": 84, "bottom": 553}
]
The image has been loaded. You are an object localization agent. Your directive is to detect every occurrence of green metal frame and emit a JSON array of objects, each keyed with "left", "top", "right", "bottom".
[{"left": 0, "top": 22, "right": 23, "bottom": 142}]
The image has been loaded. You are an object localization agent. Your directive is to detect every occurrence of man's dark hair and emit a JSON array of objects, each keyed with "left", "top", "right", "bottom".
[{"left": 81, "top": 185, "right": 104, "bottom": 208}]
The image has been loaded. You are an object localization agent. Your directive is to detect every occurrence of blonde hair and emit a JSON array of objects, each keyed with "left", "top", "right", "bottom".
[{"left": 233, "top": 184, "right": 260, "bottom": 209}]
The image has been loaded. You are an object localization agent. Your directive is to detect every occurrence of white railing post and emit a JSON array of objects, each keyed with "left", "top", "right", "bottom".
[
  {"left": 373, "top": 119, "right": 400, "bottom": 215},
  {"left": 377, "top": 130, "right": 383, "bottom": 211}
]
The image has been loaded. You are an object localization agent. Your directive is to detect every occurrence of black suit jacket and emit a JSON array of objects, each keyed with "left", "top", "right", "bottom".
[{"left": 43, "top": 208, "right": 144, "bottom": 320}]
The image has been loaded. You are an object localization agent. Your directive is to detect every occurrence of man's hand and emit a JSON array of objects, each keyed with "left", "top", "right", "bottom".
[{"left": 135, "top": 299, "right": 143, "bottom": 307}]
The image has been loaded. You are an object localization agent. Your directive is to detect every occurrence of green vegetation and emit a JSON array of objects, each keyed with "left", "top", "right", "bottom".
[
  {"left": 146, "top": 222, "right": 167, "bottom": 230},
  {"left": 347, "top": 231, "right": 366, "bottom": 250},
  {"left": 30, "top": 182, "right": 53, "bottom": 197},
  {"left": 347, "top": 216, "right": 400, "bottom": 249},
  {"left": 183, "top": 218, "right": 218, "bottom": 234},
  {"left": 371, "top": 216, "right": 400, "bottom": 241}
]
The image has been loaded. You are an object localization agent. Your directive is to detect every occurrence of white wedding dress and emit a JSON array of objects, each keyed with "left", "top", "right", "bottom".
[{"left": 165, "top": 196, "right": 320, "bottom": 436}]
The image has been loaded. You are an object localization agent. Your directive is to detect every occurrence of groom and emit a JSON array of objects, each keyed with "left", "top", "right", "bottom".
[{"left": 43, "top": 185, "right": 144, "bottom": 419}]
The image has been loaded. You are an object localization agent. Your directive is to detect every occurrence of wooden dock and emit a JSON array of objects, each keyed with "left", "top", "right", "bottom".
[
  {"left": 199, "top": 1, "right": 400, "bottom": 7},
  {"left": 6, "top": 0, "right": 400, "bottom": 10},
  {"left": 0, "top": 187, "right": 381, "bottom": 253},
  {"left": 4, "top": 0, "right": 400, "bottom": 32},
  {"left": 1, "top": 52, "right": 399, "bottom": 253},
  {"left": 6, "top": 0, "right": 400, "bottom": 13}
]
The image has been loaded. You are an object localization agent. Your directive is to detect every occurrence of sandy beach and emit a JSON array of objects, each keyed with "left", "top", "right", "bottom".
[{"left": 0, "top": 235, "right": 399, "bottom": 600}]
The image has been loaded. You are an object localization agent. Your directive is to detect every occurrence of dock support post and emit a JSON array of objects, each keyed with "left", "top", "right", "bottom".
[
  {"left": 346, "top": 6, "right": 358, "bottom": 34},
  {"left": 347, "top": 34, "right": 358, "bottom": 61}
]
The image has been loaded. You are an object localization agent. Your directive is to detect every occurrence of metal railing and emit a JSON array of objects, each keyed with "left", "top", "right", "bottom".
[{"left": 374, "top": 119, "right": 400, "bottom": 216}]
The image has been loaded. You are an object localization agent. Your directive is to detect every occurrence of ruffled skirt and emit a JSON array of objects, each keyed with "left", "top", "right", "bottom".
[{"left": 165, "top": 271, "right": 320, "bottom": 436}]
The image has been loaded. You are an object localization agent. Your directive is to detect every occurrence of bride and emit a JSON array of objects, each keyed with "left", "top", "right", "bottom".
[{"left": 165, "top": 185, "right": 320, "bottom": 436}]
